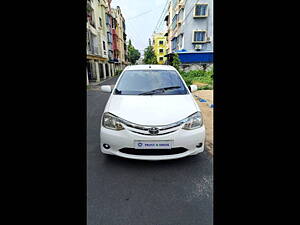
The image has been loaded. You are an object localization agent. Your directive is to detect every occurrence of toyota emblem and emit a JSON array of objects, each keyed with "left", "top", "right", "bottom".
[{"left": 149, "top": 127, "right": 159, "bottom": 135}]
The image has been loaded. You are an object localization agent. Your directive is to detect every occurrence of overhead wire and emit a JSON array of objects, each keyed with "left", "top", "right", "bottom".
[{"left": 153, "top": 0, "right": 169, "bottom": 33}]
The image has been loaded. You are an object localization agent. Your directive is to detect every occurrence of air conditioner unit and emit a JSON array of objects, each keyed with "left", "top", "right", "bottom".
[{"left": 194, "top": 44, "right": 202, "bottom": 50}]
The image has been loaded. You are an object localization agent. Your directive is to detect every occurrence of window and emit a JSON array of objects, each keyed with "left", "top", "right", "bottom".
[
  {"left": 87, "top": 31, "right": 92, "bottom": 52},
  {"left": 159, "top": 57, "right": 164, "bottom": 61},
  {"left": 171, "top": 37, "right": 177, "bottom": 50},
  {"left": 114, "top": 70, "right": 188, "bottom": 95},
  {"left": 103, "top": 41, "right": 106, "bottom": 51},
  {"left": 178, "top": 8, "right": 184, "bottom": 22},
  {"left": 171, "top": 14, "right": 177, "bottom": 30},
  {"left": 106, "top": 13, "right": 109, "bottom": 25},
  {"left": 177, "top": 34, "right": 183, "bottom": 49},
  {"left": 159, "top": 49, "right": 164, "bottom": 53},
  {"left": 99, "top": 17, "right": 102, "bottom": 27},
  {"left": 107, "top": 32, "right": 111, "bottom": 43},
  {"left": 193, "top": 31, "right": 206, "bottom": 43},
  {"left": 194, "top": 4, "right": 208, "bottom": 17},
  {"left": 159, "top": 40, "right": 164, "bottom": 45}
]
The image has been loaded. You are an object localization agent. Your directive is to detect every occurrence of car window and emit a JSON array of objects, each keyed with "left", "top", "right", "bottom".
[{"left": 114, "top": 70, "right": 188, "bottom": 95}]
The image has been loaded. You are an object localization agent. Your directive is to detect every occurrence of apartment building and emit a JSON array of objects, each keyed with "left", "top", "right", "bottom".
[
  {"left": 152, "top": 33, "right": 168, "bottom": 64},
  {"left": 164, "top": 0, "right": 213, "bottom": 68},
  {"left": 87, "top": 0, "right": 109, "bottom": 83},
  {"left": 106, "top": 2, "right": 115, "bottom": 76},
  {"left": 87, "top": 0, "right": 127, "bottom": 84},
  {"left": 111, "top": 6, "right": 128, "bottom": 70}
]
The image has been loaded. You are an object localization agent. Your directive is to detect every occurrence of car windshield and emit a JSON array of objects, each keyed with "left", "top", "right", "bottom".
[{"left": 114, "top": 70, "right": 188, "bottom": 95}]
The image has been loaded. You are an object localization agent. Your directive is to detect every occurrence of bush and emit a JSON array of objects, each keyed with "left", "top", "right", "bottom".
[
  {"left": 198, "top": 84, "right": 213, "bottom": 90},
  {"left": 115, "top": 69, "right": 123, "bottom": 76},
  {"left": 182, "top": 76, "right": 193, "bottom": 86},
  {"left": 171, "top": 53, "right": 181, "bottom": 71},
  {"left": 180, "top": 68, "right": 213, "bottom": 86}
]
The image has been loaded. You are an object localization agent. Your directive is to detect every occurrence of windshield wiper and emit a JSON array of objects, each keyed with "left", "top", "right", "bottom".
[
  {"left": 138, "top": 86, "right": 181, "bottom": 95},
  {"left": 115, "top": 88, "right": 122, "bottom": 94}
]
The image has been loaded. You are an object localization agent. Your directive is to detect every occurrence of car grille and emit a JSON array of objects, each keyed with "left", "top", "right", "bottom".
[
  {"left": 122, "top": 119, "right": 184, "bottom": 136},
  {"left": 119, "top": 147, "right": 188, "bottom": 155}
]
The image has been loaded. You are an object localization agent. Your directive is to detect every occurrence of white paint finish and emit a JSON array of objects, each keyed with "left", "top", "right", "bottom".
[
  {"left": 100, "top": 125, "right": 205, "bottom": 160},
  {"left": 99, "top": 64, "right": 205, "bottom": 160},
  {"left": 100, "top": 85, "right": 112, "bottom": 93},
  {"left": 107, "top": 95, "right": 198, "bottom": 125}
]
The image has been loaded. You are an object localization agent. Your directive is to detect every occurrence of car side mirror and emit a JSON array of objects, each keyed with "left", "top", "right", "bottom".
[
  {"left": 189, "top": 85, "right": 198, "bottom": 93},
  {"left": 100, "top": 85, "right": 112, "bottom": 93}
]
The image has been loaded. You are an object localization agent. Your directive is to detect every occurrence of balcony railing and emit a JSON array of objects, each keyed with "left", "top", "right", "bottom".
[
  {"left": 87, "top": 46, "right": 100, "bottom": 56},
  {"left": 88, "top": 20, "right": 96, "bottom": 29}
]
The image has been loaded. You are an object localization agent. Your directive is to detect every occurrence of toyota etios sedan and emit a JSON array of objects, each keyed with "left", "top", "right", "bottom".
[{"left": 100, "top": 65, "right": 205, "bottom": 160}]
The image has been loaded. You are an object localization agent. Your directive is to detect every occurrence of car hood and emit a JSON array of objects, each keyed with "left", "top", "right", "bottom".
[{"left": 106, "top": 94, "right": 199, "bottom": 125}]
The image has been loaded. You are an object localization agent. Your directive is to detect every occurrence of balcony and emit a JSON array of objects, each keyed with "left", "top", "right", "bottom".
[
  {"left": 89, "top": 21, "right": 96, "bottom": 29},
  {"left": 175, "top": 1, "right": 185, "bottom": 13},
  {"left": 112, "top": 29, "right": 118, "bottom": 36},
  {"left": 87, "top": 46, "right": 100, "bottom": 56},
  {"left": 87, "top": 0, "right": 94, "bottom": 11},
  {"left": 87, "top": 14, "right": 96, "bottom": 29}
]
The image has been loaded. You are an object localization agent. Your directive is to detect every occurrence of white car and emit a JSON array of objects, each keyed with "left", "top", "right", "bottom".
[{"left": 100, "top": 65, "right": 205, "bottom": 160}]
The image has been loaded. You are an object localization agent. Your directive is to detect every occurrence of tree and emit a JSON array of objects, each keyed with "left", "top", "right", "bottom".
[
  {"left": 143, "top": 38, "right": 157, "bottom": 64},
  {"left": 128, "top": 39, "right": 140, "bottom": 65},
  {"left": 170, "top": 53, "right": 181, "bottom": 71}
]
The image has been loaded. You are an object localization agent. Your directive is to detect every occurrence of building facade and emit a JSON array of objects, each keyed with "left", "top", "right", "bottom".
[
  {"left": 111, "top": 6, "right": 128, "bottom": 71},
  {"left": 87, "top": 0, "right": 127, "bottom": 85},
  {"left": 87, "top": 0, "right": 109, "bottom": 83},
  {"left": 152, "top": 33, "right": 168, "bottom": 64},
  {"left": 164, "top": 0, "right": 213, "bottom": 68},
  {"left": 106, "top": 6, "right": 114, "bottom": 78}
]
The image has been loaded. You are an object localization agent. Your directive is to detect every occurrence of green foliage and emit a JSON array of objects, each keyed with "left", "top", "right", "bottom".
[
  {"left": 179, "top": 67, "right": 214, "bottom": 88},
  {"left": 143, "top": 39, "right": 158, "bottom": 64},
  {"left": 170, "top": 53, "right": 181, "bottom": 71},
  {"left": 128, "top": 39, "right": 140, "bottom": 65},
  {"left": 115, "top": 69, "right": 123, "bottom": 76},
  {"left": 198, "top": 84, "right": 213, "bottom": 90},
  {"left": 181, "top": 75, "right": 193, "bottom": 86}
]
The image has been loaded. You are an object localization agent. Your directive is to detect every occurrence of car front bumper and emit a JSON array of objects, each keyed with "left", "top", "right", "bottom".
[{"left": 100, "top": 125, "right": 205, "bottom": 161}]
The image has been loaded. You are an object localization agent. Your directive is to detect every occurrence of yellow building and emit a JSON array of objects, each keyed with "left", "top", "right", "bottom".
[{"left": 152, "top": 33, "right": 167, "bottom": 64}]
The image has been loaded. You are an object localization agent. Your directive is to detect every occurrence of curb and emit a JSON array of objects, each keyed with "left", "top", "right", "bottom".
[
  {"left": 194, "top": 95, "right": 214, "bottom": 108},
  {"left": 88, "top": 76, "right": 117, "bottom": 87},
  {"left": 98, "top": 76, "right": 117, "bottom": 85}
]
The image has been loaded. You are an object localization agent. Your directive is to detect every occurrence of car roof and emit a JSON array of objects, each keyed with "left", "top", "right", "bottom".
[{"left": 124, "top": 65, "right": 177, "bottom": 71}]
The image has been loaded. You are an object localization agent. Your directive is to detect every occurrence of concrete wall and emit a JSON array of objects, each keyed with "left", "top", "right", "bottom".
[
  {"left": 181, "top": 63, "right": 213, "bottom": 72},
  {"left": 182, "top": 0, "right": 213, "bottom": 52},
  {"left": 166, "top": 0, "right": 213, "bottom": 53}
]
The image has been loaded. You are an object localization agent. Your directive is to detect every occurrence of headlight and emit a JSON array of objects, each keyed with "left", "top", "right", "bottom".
[
  {"left": 182, "top": 112, "right": 203, "bottom": 130},
  {"left": 102, "top": 113, "right": 124, "bottom": 130}
]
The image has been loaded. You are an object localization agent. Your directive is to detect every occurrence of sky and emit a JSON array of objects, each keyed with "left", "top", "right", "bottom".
[{"left": 111, "top": 0, "right": 168, "bottom": 55}]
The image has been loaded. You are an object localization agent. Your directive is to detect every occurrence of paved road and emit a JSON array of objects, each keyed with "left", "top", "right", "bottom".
[{"left": 87, "top": 76, "right": 213, "bottom": 225}]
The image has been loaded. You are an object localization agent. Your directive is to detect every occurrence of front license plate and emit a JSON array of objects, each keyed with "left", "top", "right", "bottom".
[{"left": 134, "top": 141, "right": 173, "bottom": 149}]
